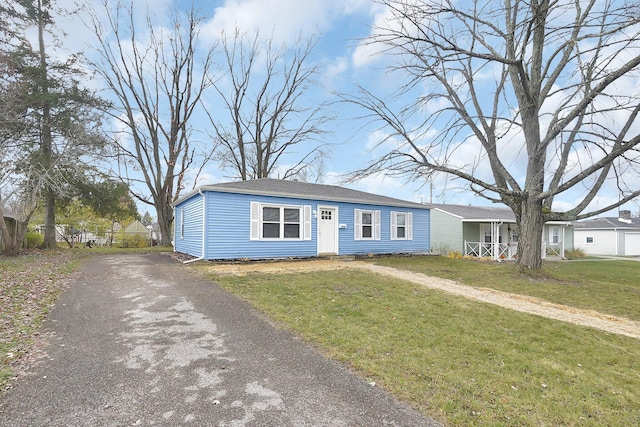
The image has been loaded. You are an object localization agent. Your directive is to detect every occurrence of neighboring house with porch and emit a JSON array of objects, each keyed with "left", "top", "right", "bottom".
[
  {"left": 172, "top": 178, "right": 430, "bottom": 261},
  {"left": 427, "top": 204, "right": 574, "bottom": 260},
  {"left": 573, "top": 210, "right": 640, "bottom": 256}
]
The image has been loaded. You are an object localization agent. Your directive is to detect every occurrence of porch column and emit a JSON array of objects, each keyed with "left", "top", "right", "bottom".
[{"left": 492, "top": 221, "right": 498, "bottom": 261}]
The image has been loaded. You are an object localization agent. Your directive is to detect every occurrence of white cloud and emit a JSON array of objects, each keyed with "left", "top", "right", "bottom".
[
  {"left": 201, "top": 0, "right": 371, "bottom": 45},
  {"left": 346, "top": 173, "right": 407, "bottom": 197},
  {"left": 350, "top": 5, "right": 390, "bottom": 68},
  {"left": 184, "top": 167, "right": 222, "bottom": 189},
  {"left": 320, "top": 56, "right": 349, "bottom": 88}
]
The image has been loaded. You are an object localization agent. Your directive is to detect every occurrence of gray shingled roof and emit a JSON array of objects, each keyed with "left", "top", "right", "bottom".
[
  {"left": 573, "top": 217, "right": 640, "bottom": 230},
  {"left": 427, "top": 203, "right": 516, "bottom": 221},
  {"left": 175, "top": 178, "right": 428, "bottom": 209}
]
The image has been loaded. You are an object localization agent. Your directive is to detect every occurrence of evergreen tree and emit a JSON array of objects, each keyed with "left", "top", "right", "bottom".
[{"left": 1, "top": 0, "right": 110, "bottom": 251}]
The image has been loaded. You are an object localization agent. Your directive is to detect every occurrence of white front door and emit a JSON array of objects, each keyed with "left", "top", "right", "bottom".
[{"left": 318, "top": 207, "right": 338, "bottom": 255}]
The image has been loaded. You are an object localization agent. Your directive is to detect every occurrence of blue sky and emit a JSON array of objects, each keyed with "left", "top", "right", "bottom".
[{"left": 47, "top": 0, "right": 640, "bottom": 217}]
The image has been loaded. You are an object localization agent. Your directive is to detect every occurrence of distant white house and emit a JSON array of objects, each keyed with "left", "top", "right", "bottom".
[{"left": 573, "top": 210, "right": 640, "bottom": 256}]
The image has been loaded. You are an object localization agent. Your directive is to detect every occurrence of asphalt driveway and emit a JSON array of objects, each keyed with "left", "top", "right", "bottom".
[{"left": 0, "top": 253, "right": 438, "bottom": 426}]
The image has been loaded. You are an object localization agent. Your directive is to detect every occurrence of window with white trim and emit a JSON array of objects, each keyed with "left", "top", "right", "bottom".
[
  {"left": 262, "top": 205, "right": 301, "bottom": 239},
  {"left": 586, "top": 236, "right": 594, "bottom": 244},
  {"left": 354, "top": 209, "right": 380, "bottom": 240},
  {"left": 391, "top": 211, "right": 413, "bottom": 240},
  {"left": 549, "top": 226, "right": 560, "bottom": 244},
  {"left": 362, "top": 211, "right": 373, "bottom": 238},
  {"left": 483, "top": 224, "right": 492, "bottom": 243},
  {"left": 250, "top": 202, "right": 311, "bottom": 241}
]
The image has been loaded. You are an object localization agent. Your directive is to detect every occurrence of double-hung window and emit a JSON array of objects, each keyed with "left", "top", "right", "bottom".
[
  {"left": 362, "top": 211, "right": 373, "bottom": 238},
  {"left": 390, "top": 211, "right": 413, "bottom": 240},
  {"left": 262, "top": 205, "right": 301, "bottom": 239},
  {"left": 396, "top": 214, "right": 406, "bottom": 238},
  {"left": 250, "top": 202, "right": 311, "bottom": 241},
  {"left": 354, "top": 209, "right": 380, "bottom": 240}
]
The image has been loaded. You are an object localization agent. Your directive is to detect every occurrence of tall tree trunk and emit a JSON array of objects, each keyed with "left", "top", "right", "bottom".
[
  {"left": 156, "top": 204, "right": 173, "bottom": 247},
  {"left": 41, "top": 191, "right": 57, "bottom": 248},
  {"left": 35, "top": 0, "right": 57, "bottom": 249},
  {"left": 517, "top": 199, "right": 544, "bottom": 269}
]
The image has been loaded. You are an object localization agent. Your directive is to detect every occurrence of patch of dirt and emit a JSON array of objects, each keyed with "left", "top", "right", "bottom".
[
  {"left": 203, "top": 259, "right": 640, "bottom": 340},
  {"left": 203, "top": 258, "right": 358, "bottom": 276}
]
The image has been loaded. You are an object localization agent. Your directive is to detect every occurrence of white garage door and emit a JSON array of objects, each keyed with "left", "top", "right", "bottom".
[{"left": 624, "top": 233, "right": 640, "bottom": 256}]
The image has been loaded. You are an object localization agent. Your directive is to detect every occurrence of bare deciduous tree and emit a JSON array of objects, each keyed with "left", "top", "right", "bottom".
[
  {"left": 208, "top": 30, "right": 332, "bottom": 181},
  {"left": 344, "top": 0, "right": 640, "bottom": 269},
  {"left": 86, "top": 1, "right": 217, "bottom": 246}
]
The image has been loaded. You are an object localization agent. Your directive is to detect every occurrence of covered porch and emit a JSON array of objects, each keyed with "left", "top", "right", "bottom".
[{"left": 463, "top": 221, "right": 571, "bottom": 261}]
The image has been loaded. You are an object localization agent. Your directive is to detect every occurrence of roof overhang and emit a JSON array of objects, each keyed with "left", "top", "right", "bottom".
[{"left": 173, "top": 184, "right": 429, "bottom": 210}]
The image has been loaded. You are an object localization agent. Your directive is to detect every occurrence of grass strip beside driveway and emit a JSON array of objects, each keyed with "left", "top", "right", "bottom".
[
  {"left": 0, "top": 251, "right": 81, "bottom": 393},
  {"left": 202, "top": 264, "right": 640, "bottom": 426}
]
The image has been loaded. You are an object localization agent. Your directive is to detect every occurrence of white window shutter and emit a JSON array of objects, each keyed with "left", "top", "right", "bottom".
[
  {"left": 354, "top": 209, "right": 362, "bottom": 240},
  {"left": 390, "top": 211, "right": 397, "bottom": 241},
  {"left": 374, "top": 210, "right": 381, "bottom": 240},
  {"left": 407, "top": 212, "right": 413, "bottom": 240},
  {"left": 250, "top": 202, "right": 260, "bottom": 240},
  {"left": 303, "top": 205, "right": 312, "bottom": 240}
]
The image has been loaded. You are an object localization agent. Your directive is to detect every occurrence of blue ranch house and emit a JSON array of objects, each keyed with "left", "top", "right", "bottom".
[{"left": 172, "top": 178, "right": 430, "bottom": 261}]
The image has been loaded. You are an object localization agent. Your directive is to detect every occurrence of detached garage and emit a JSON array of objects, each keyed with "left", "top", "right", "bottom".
[
  {"left": 172, "top": 178, "right": 430, "bottom": 261},
  {"left": 573, "top": 211, "right": 640, "bottom": 256}
]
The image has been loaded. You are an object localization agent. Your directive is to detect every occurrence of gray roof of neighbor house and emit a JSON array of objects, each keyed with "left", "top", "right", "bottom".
[
  {"left": 427, "top": 203, "right": 516, "bottom": 221},
  {"left": 428, "top": 203, "right": 574, "bottom": 224},
  {"left": 174, "top": 178, "right": 428, "bottom": 209},
  {"left": 573, "top": 216, "right": 640, "bottom": 230}
]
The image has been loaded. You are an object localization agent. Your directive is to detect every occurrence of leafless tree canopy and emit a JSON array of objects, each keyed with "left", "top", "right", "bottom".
[
  {"left": 86, "top": 0, "right": 217, "bottom": 246},
  {"left": 344, "top": 0, "right": 640, "bottom": 268},
  {"left": 207, "top": 30, "right": 332, "bottom": 182}
]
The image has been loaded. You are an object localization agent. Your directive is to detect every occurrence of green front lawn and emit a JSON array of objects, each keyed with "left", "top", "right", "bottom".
[
  {"left": 201, "top": 256, "right": 640, "bottom": 426},
  {"left": 367, "top": 256, "right": 640, "bottom": 322}
]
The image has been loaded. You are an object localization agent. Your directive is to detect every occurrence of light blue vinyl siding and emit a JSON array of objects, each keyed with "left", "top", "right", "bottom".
[
  {"left": 173, "top": 193, "right": 204, "bottom": 257},
  {"left": 175, "top": 189, "right": 430, "bottom": 260},
  {"left": 339, "top": 206, "right": 429, "bottom": 255},
  {"left": 205, "top": 192, "right": 317, "bottom": 259}
]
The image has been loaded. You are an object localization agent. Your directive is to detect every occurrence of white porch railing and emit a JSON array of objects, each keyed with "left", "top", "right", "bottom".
[
  {"left": 544, "top": 243, "right": 561, "bottom": 257},
  {"left": 465, "top": 241, "right": 564, "bottom": 260},
  {"left": 464, "top": 241, "right": 518, "bottom": 260}
]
